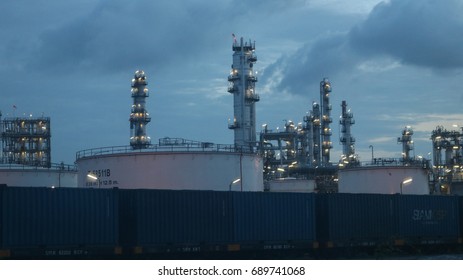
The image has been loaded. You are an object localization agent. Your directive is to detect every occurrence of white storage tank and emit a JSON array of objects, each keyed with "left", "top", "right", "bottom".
[
  {"left": 0, "top": 164, "right": 77, "bottom": 188},
  {"left": 76, "top": 147, "right": 263, "bottom": 191},
  {"left": 338, "top": 165, "right": 430, "bottom": 194}
]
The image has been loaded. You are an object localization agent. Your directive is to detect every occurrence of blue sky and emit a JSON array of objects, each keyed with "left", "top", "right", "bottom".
[{"left": 1, "top": 0, "right": 462, "bottom": 165}]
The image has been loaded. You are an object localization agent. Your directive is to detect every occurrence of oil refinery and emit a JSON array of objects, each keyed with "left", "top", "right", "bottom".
[
  {"left": 0, "top": 113, "right": 77, "bottom": 188},
  {"left": 0, "top": 36, "right": 462, "bottom": 195},
  {"left": 76, "top": 62, "right": 263, "bottom": 191},
  {"left": 2, "top": 35, "right": 463, "bottom": 260}
]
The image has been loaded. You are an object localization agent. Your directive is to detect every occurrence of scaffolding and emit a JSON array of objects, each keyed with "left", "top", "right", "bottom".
[
  {"left": 1, "top": 116, "right": 51, "bottom": 168},
  {"left": 431, "top": 125, "right": 463, "bottom": 194}
]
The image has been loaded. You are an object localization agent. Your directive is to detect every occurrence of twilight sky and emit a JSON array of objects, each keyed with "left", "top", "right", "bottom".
[{"left": 1, "top": 0, "right": 462, "bottom": 165}]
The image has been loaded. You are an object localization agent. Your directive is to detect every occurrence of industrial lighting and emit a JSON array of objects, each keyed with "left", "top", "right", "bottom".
[
  {"left": 229, "top": 178, "right": 241, "bottom": 191},
  {"left": 402, "top": 178, "right": 413, "bottom": 185},
  {"left": 87, "top": 173, "right": 101, "bottom": 188},
  {"left": 87, "top": 174, "right": 98, "bottom": 180},
  {"left": 400, "top": 178, "right": 413, "bottom": 194}
]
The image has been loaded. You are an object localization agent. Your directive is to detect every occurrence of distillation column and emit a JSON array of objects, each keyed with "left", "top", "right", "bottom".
[
  {"left": 397, "top": 126, "right": 414, "bottom": 163},
  {"left": 339, "top": 100, "right": 355, "bottom": 157},
  {"left": 320, "top": 78, "right": 333, "bottom": 166},
  {"left": 303, "top": 111, "right": 314, "bottom": 166},
  {"left": 228, "top": 37, "right": 259, "bottom": 152},
  {"left": 129, "top": 70, "right": 152, "bottom": 149},
  {"left": 304, "top": 103, "right": 321, "bottom": 166}
]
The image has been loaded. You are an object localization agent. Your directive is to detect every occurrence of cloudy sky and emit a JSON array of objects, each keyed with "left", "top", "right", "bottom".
[{"left": 1, "top": 0, "right": 462, "bottom": 165}]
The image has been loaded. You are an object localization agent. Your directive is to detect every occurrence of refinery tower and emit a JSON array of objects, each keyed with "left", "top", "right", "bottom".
[
  {"left": 228, "top": 37, "right": 259, "bottom": 152},
  {"left": 129, "top": 70, "right": 151, "bottom": 149}
]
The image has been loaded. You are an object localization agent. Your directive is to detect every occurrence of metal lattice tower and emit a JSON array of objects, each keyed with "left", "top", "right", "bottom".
[
  {"left": 228, "top": 37, "right": 259, "bottom": 152},
  {"left": 430, "top": 126, "right": 463, "bottom": 193},
  {"left": 1, "top": 116, "right": 51, "bottom": 167},
  {"left": 129, "top": 70, "right": 151, "bottom": 149},
  {"left": 431, "top": 126, "right": 462, "bottom": 169}
]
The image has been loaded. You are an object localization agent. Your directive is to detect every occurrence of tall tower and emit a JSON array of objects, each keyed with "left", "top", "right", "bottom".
[
  {"left": 339, "top": 100, "right": 355, "bottom": 157},
  {"left": 320, "top": 78, "right": 333, "bottom": 166},
  {"left": 228, "top": 37, "right": 259, "bottom": 152},
  {"left": 129, "top": 70, "right": 151, "bottom": 149},
  {"left": 397, "top": 126, "right": 414, "bottom": 162},
  {"left": 302, "top": 102, "right": 322, "bottom": 167}
]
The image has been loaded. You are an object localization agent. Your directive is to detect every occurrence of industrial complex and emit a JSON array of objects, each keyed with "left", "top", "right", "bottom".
[
  {"left": 1, "top": 35, "right": 463, "bottom": 259},
  {"left": 1, "top": 36, "right": 462, "bottom": 195}
]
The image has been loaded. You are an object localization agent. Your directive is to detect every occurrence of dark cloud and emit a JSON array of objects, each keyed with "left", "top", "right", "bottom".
[
  {"left": 262, "top": 0, "right": 463, "bottom": 96},
  {"left": 262, "top": 33, "right": 358, "bottom": 95},
  {"left": 349, "top": 0, "right": 463, "bottom": 69},
  {"left": 26, "top": 1, "right": 193, "bottom": 74},
  {"left": 21, "top": 0, "right": 307, "bottom": 76},
  {"left": 16, "top": 1, "right": 236, "bottom": 76}
]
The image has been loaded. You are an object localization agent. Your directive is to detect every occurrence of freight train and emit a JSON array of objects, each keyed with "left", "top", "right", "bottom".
[{"left": 0, "top": 186, "right": 461, "bottom": 259}]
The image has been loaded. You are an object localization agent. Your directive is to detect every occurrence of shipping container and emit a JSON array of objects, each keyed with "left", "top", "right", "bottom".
[
  {"left": 460, "top": 196, "right": 463, "bottom": 240},
  {"left": 316, "top": 193, "right": 396, "bottom": 246},
  {"left": 1, "top": 187, "right": 119, "bottom": 249},
  {"left": 0, "top": 185, "right": 4, "bottom": 249},
  {"left": 119, "top": 189, "right": 234, "bottom": 249},
  {"left": 232, "top": 192, "right": 316, "bottom": 246},
  {"left": 396, "top": 195, "right": 460, "bottom": 243}
]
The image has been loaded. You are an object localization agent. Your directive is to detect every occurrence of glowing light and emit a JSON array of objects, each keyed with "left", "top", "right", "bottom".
[
  {"left": 402, "top": 178, "right": 413, "bottom": 185},
  {"left": 87, "top": 174, "right": 98, "bottom": 180}
]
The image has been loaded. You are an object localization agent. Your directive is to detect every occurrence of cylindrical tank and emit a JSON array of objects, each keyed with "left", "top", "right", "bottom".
[
  {"left": 338, "top": 166, "right": 429, "bottom": 194},
  {"left": 0, "top": 166, "right": 77, "bottom": 188},
  {"left": 76, "top": 151, "right": 263, "bottom": 191}
]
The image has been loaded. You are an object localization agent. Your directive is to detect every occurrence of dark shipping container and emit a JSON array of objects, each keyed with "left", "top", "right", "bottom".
[
  {"left": 232, "top": 192, "right": 316, "bottom": 245},
  {"left": 316, "top": 193, "right": 396, "bottom": 246},
  {"left": 0, "top": 185, "right": 4, "bottom": 249},
  {"left": 1, "top": 187, "right": 119, "bottom": 248},
  {"left": 396, "top": 195, "right": 460, "bottom": 243},
  {"left": 119, "top": 189, "right": 234, "bottom": 247}
]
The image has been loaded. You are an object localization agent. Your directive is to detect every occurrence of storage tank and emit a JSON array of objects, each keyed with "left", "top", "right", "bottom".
[
  {"left": 0, "top": 164, "right": 77, "bottom": 188},
  {"left": 76, "top": 141, "right": 263, "bottom": 191},
  {"left": 338, "top": 164, "right": 429, "bottom": 194}
]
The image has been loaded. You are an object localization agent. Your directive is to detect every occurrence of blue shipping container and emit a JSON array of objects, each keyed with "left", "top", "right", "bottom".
[
  {"left": 0, "top": 185, "right": 3, "bottom": 249},
  {"left": 396, "top": 195, "right": 460, "bottom": 242},
  {"left": 119, "top": 189, "right": 234, "bottom": 246},
  {"left": 316, "top": 194, "right": 396, "bottom": 245},
  {"left": 2, "top": 187, "right": 119, "bottom": 248},
  {"left": 232, "top": 192, "right": 316, "bottom": 244}
]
